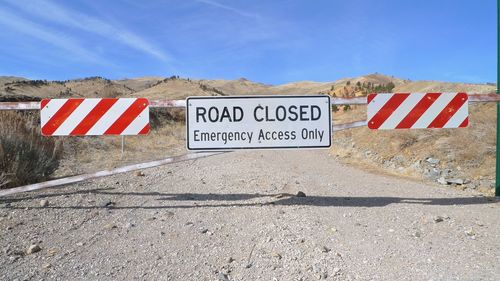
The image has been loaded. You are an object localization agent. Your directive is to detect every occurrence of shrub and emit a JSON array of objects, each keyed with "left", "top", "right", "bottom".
[{"left": 0, "top": 111, "right": 62, "bottom": 188}]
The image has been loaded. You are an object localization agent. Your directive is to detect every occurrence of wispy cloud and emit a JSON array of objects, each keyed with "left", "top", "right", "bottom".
[
  {"left": 4, "top": 0, "right": 170, "bottom": 62},
  {"left": 0, "top": 7, "right": 106, "bottom": 64},
  {"left": 196, "top": 0, "right": 261, "bottom": 20}
]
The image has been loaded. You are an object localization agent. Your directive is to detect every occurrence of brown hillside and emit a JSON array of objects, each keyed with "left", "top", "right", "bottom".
[
  {"left": 133, "top": 77, "right": 225, "bottom": 99},
  {"left": 115, "top": 76, "right": 164, "bottom": 92}
]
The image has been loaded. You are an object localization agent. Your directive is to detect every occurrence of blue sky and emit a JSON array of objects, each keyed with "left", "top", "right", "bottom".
[{"left": 0, "top": 0, "right": 496, "bottom": 85}]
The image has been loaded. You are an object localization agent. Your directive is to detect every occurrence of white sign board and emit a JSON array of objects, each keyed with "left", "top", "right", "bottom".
[{"left": 186, "top": 95, "right": 331, "bottom": 150}]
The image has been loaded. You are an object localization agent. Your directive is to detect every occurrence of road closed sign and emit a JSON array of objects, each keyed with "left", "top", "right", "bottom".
[{"left": 186, "top": 95, "right": 331, "bottom": 150}]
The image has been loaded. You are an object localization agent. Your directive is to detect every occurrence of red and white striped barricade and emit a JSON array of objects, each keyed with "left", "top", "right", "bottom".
[
  {"left": 40, "top": 98, "right": 150, "bottom": 136},
  {"left": 367, "top": 93, "right": 468, "bottom": 129}
]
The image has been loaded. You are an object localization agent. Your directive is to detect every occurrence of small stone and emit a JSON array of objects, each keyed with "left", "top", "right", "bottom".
[
  {"left": 433, "top": 216, "right": 444, "bottom": 223},
  {"left": 40, "top": 200, "right": 49, "bottom": 207},
  {"left": 447, "top": 178, "right": 464, "bottom": 185},
  {"left": 227, "top": 257, "right": 235, "bottom": 263},
  {"left": 413, "top": 230, "right": 422, "bottom": 238},
  {"left": 271, "top": 252, "right": 282, "bottom": 259},
  {"left": 26, "top": 244, "right": 41, "bottom": 255},
  {"left": 199, "top": 228, "right": 208, "bottom": 234},
  {"left": 101, "top": 200, "right": 114, "bottom": 207},
  {"left": 218, "top": 272, "right": 230, "bottom": 281},
  {"left": 104, "top": 223, "right": 117, "bottom": 230},
  {"left": 185, "top": 221, "right": 194, "bottom": 226},
  {"left": 320, "top": 246, "right": 330, "bottom": 253},
  {"left": 76, "top": 242, "right": 84, "bottom": 247},
  {"left": 330, "top": 227, "right": 338, "bottom": 233},
  {"left": 426, "top": 157, "right": 440, "bottom": 165},
  {"left": 388, "top": 229, "right": 395, "bottom": 233},
  {"left": 465, "top": 228, "right": 476, "bottom": 237},
  {"left": 333, "top": 267, "right": 341, "bottom": 274},
  {"left": 134, "top": 171, "right": 145, "bottom": 177},
  {"left": 296, "top": 191, "right": 306, "bottom": 197},
  {"left": 437, "top": 177, "right": 447, "bottom": 185},
  {"left": 42, "top": 263, "right": 51, "bottom": 269},
  {"left": 47, "top": 248, "right": 58, "bottom": 255},
  {"left": 124, "top": 223, "right": 134, "bottom": 228}
]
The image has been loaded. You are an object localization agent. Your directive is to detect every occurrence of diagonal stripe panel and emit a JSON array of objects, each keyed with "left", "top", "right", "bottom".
[
  {"left": 368, "top": 93, "right": 409, "bottom": 129},
  {"left": 119, "top": 105, "right": 150, "bottom": 135},
  {"left": 40, "top": 99, "right": 70, "bottom": 127},
  {"left": 395, "top": 93, "right": 440, "bottom": 129},
  {"left": 427, "top": 93, "right": 468, "bottom": 128},
  {"left": 104, "top": 98, "right": 149, "bottom": 135},
  {"left": 411, "top": 93, "right": 457, "bottom": 128},
  {"left": 40, "top": 98, "right": 150, "bottom": 136},
  {"left": 41, "top": 99, "right": 84, "bottom": 135},
  {"left": 70, "top": 98, "right": 118, "bottom": 135},
  {"left": 367, "top": 93, "right": 469, "bottom": 130},
  {"left": 378, "top": 93, "right": 424, "bottom": 129},
  {"left": 85, "top": 99, "right": 136, "bottom": 135},
  {"left": 53, "top": 99, "right": 101, "bottom": 136}
]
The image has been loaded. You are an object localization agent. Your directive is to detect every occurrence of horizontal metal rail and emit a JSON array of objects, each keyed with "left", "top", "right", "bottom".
[
  {"left": 1, "top": 93, "right": 499, "bottom": 110},
  {"left": 0, "top": 152, "right": 226, "bottom": 197}
]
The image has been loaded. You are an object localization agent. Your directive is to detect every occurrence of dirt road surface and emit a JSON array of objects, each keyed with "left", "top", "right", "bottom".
[{"left": 1, "top": 150, "right": 499, "bottom": 280}]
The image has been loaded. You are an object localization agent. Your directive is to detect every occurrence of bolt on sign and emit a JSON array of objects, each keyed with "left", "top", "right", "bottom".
[
  {"left": 40, "top": 98, "right": 150, "bottom": 136},
  {"left": 367, "top": 92, "right": 469, "bottom": 129},
  {"left": 186, "top": 95, "right": 332, "bottom": 150}
]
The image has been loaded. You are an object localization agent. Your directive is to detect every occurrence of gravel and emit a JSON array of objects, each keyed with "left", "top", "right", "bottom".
[{"left": 0, "top": 150, "right": 499, "bottom": 280}]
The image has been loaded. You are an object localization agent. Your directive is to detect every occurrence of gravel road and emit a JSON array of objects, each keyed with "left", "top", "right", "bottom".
[{"left": 1, "top": 150, "right": 499, "bottom": 280}]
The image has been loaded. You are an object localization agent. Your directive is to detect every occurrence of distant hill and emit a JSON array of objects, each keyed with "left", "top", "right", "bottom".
[{"left": 0, "top": 73, "right": 495, "bottom": 102}]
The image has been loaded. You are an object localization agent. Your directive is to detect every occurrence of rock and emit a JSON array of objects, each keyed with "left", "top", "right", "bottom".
[
  {"left": 39, "top": 200, "right": 49, "bottom": 207},
  {"left": 271, "top": 252, "right": 282, "bottom": 259},
  {"left": 227, "top": 257, "right": 235, "bottom": 263},
  {"left": 333, "top": 267, "right": 341, "bottom": 275},
  {"left": 447, "top": 178, "right": 464, "bottom": 185},
  {"left": 413, "top": 230, "right": 422, "bottom": 238},
  {"left": 296, "top": 191, "right": 306, "bottom": 197},
  {"left": 42, "top": 263, "right": 51, "bottom": 269},
  {"left": 426, "top": 157, "right": 440, "bottom": 165},
  {"left": 134, "top": 171, "right": 145, "bottom": 177},
  {"left": 218, "top": 272, "right": 230, "bottom": 281},
  {"left": 47, "top": 248, "right": 59, "bottom": 256},
  {"left": 199, "top": 228, "right": 208, "bottom": 234},
  {"left": 424, "top": 168, "right": 441, "bottom": 179},
  {"left": 437, "top": 177, "right": 447, "bottom": 185},
  {"left": 320, "top": 246, "right": 331, "bottom": 253},
  {"left": 465, "top": 228, "right": 475, "bottom": 237},
  {"left": 433, "top": 216, "right": 444, "bottom": 223},
  {"left": 26, "top": 244, "right": 41, "bottom": 255},
  {"left": 104, "top": 223, "right": 117, "bottom": 230},
  {"left": 124, "top": 223, "right": 134, "bottom": 228},
  {"left": 101, "top": 200, "right": 114, "bottom": 207}
]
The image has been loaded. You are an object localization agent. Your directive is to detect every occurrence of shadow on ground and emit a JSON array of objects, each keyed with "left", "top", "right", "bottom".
[{"left": 0, "top": 187, "right": 497, "bottom": 210}]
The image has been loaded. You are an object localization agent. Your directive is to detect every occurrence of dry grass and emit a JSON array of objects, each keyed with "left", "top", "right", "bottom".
[
  {"left": 331, "top": 103, "right": 497, "bottom": 194},
  {"left": 0, "top": 111, "right": 62, "bottom": 188}
]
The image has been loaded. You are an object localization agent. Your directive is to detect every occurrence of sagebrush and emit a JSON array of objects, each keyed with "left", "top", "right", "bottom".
[{"left": 0, "top": 111, "right": 62, "bottom": 188}]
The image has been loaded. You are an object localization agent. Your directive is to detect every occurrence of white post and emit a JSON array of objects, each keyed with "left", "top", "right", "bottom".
[{"left": 121, "top": 136, "right": 124, "bottom": 159}]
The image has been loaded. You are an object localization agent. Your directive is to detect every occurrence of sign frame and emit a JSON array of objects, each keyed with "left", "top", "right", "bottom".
[{"left": 186, "top": 95, "right": 332, "bottom": 151}]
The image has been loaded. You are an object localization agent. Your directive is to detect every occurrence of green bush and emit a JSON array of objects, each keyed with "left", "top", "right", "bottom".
[{"left": 0, "top": 111, "right": 62, "bottom": 189}]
